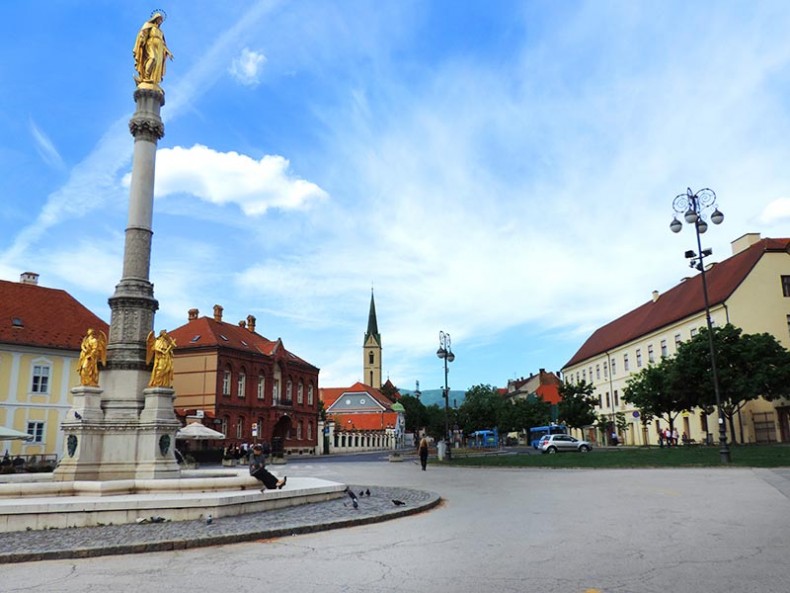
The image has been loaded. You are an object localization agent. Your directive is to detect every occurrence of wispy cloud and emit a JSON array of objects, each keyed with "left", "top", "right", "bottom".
[
  {"left": 29, "top": 119, "right": 66, "bottom": 171},
  {"left": 229, "top": 48, "right": 267, "bottom": 87}
]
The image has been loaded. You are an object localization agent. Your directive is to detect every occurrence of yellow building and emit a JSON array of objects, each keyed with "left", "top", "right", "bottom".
[
  {"left": 0, "top": 273, "right": 107, "bottom": 460},
  {"left": 562, "top": 234, "right": 790, "bottom": 446}
]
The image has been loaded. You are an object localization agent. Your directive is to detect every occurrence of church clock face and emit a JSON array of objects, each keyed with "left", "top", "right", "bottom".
[{"left": 345, "top": 399, "right": 352, "bottom": 405}]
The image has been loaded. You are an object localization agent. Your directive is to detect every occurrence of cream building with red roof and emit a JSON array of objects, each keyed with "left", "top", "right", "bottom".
[
  {"left": 169, "top": 304, "right": 320, "bottom": 456},
  {"left": 562, "top": 234, "right": 790, "bottom": 446},
  {"left": 0, "top": 273, "right": 108, "bottom": 459}
]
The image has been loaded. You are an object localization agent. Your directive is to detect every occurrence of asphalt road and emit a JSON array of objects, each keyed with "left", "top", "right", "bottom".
[{"left": 3, "top": 455, "right": 789, "bottom": 593}]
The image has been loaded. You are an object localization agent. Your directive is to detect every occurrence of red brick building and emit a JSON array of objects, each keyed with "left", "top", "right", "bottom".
[{"left": 169, "top": 305, "right": 320, "bottom": 455}]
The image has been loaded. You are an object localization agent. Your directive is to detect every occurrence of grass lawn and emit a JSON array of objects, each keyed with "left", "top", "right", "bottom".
[{"left": 444, "top": 445, "right": 790, "bottom": 468}]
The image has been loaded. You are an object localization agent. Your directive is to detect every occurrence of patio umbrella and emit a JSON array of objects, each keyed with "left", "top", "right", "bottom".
[
  {"left": 0, "top": 426, "right": 34, "bottom": 441},
  {"left": 176, "top": 422, "right": 225, "bottom": 440}
]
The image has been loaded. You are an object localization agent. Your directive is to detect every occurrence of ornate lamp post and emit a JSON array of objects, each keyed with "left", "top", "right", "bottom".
[
  {"left": 436, "top": 331, "right": 455, "bottom": 459},
  {"left": 670, "top": 187, "right": 730, "bottom": 463}
]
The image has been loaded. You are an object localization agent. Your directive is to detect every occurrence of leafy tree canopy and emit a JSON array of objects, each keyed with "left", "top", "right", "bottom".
[
  {"left": 457, "top": 384, "right": 504, "bottom": 433},
  {"left": 558, "top": 380, "right": 597, "bottom": 430}
]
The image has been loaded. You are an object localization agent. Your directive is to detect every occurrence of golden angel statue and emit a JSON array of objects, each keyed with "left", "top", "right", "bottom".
[
  {"left": 133, "top": 11, "right": 174, "bottom": 88},
  {"left": 77, "top": 328, "right": 107, "bottom": 387},
  {"left": 146, "top": 329, "right": 177, "bottom": 388}
]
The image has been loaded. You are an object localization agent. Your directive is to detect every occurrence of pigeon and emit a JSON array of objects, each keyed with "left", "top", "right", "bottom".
[
  {"left": 206, "top": 514, "right": 213, "bottom": 525},
  {"left": 74, "top": 411, "right": 83, "bottom": 420},
  {"left": 365, "top": 489, "right": 371, "bottom": 497},
  {"left": 359, "top": 490, "right": 364, "bottom": 497},
  {"left": 392, "top": 499, "right": 406, "bottom": 506}
]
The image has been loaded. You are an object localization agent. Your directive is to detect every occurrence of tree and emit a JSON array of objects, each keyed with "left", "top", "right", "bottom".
[
  {"left": 623, "top": 357, "right": 691, "bottom": 437},
  {"left": 398, "top": 394, "right": 425, "bottom": 434},
  {"left": 557, "top": 381, "right": 597, "bottom": 432},
  {"left": 457, "top": 384, "right": 504, "bottom": 434},
  {"left": 673, "top": 324, "right": 790, "bottom": 443},
  {"left": 422, "top": 404, "right": 446, "bottom": 440},
  {"left": 498, "top": 396, "right": 552, "bottom": 435}
]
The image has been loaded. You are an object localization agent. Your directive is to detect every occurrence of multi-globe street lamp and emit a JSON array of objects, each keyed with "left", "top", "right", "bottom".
[
  {"left": 670, "top": 187, "right": 731, "bottom": 463},
  {"left": 436, "top": 331, "right": 455, "bottom": 460}
]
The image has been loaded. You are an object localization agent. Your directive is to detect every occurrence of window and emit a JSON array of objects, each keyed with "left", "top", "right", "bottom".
[
  {"left": 611, "top": 359, "right": 616, "bottom": 375},
  {"left": 588, "top": 366, "right": 593, "bottom": 383},
  {"left": 27, "top": 421, "right": 44, "bottom": 443},
  {"left": 782, "top": 275, "right": 790, "bottom": 297},
  {"left": 368, "top": 350, "right": 375, "bottom": 364},
  {"left": 308, "top": 383, "right": 314, "bottom": 405},
  {"left": 297, "top": 381, "right": 304, "bottom": 404},
  {"left": 582, "top": 369, "right": 586, "bottom": 382},
  {"left": 221, "top": 417, "right": 228, "bottom": 436},
  {"left": 297, "top": 421, "right": 303, "bottom": 440},
  {"left": 623, "top": 354, "right": 630, "bottom": 372},
  {"left": 596, "top": 365, "right": 600, "bottom": 380},
  {"left": 308, "top": 421, "right": 313, "bottom": 440},
  {"left": 647, "top": 345, "right": 654, "bottom": 364},
  {"left": 603, "top": 362, "right": 608, "bottom": 378},
  {"left": 787, "top": 314, "right": 790, "bottom": 339},
  {"left": 257, "top": 374, "right": 265, "bottom": 400},
  {"left": 273, "top": 380, "right": 280, "bottom": 403},
  {"left": 614, "top": 390, "right": 619, "bottom": 406},
  {"left": 286, "top": 379, "right": 293, "bottom": 402},
  {"left": 31, "top": 365, "right": 50, "bottom": 393},
  {"left": 674, "top": 333, "right": 682, "bottom": 348},
  {"left": 236, "top": 417, "right": 244, "bottom": 439},
  {"left": 660, "top": 339, "right": 668, "bottom": 358},
  {"left": 598, "top": 394, "right": 602, "bottom": 407},
  {"left": 222, "top": 368, "right": 231, "bottom": 396},
  {"left": 690, "top": 328, "right": 698, "bottom": 338},
  {"left": 605, "top": 392, "right": 610, "bottom": 407},
  {"left": 636, "top": 349, "right": 642, "bottom": 368},
  {"left": 237, "top": 370, "right": 246, "bottom": 398}
]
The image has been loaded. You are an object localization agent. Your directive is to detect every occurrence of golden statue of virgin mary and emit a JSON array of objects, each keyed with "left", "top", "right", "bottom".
[{"left": 133, "top": 11, "right": 174, "bottom": 89}]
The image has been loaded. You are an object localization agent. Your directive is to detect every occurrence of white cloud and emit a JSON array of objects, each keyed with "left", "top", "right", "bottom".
[
  {"left": 757, "top": 198, "right": 790, "bottom": 225},
  {"left": 229, "top": 48, "right": 267, "bottom": 87},
  {"left": 152, "top": 144, "right": 328, "bottom": 216}
]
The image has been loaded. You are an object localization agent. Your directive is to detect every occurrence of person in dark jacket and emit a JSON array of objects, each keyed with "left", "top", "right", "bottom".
[{"left": 249, "top": 443, "right": 286, "bottom": 491}]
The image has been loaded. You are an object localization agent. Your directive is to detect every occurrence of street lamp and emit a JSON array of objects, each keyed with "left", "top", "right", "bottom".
[
  {"left": 670, "top": 187, "right": 730, "bottom": 463},
  {"left": 437, "top": 331, "right": 455, "bottom": 460}
]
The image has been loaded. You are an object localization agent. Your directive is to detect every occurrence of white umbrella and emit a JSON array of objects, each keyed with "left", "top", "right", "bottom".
[
  {"left": 176, "top": 422, "right": 225, "bottom": 440},
  {"left": 0, "top": 425, "right": 34, "bottom": 441}
]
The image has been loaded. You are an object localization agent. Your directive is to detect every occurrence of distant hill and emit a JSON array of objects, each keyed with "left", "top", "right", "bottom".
[{"left": 399, "top": 388, "right": 466, "bottom": 408}]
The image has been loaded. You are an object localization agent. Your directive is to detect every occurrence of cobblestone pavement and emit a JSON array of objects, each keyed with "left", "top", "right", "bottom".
[{"left": 0, "top": 485, "right": 439, "bottom": 564}]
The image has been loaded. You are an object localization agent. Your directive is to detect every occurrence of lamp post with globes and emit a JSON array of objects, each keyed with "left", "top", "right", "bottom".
[
  {"left": 670, "top": 187, "right": 730, "bottom": 463},
  {"left": 437, "top": 331, "right": 455, "bottom": 460}
]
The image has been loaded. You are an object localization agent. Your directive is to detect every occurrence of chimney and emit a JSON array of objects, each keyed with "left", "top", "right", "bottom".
[
  {"left": 238, "top": 320, "right": 246, "bottom": 328},
  {"left": 213, "top": 304, "right": 223, "bottom": 322},
  {"left": 731, "top": 233, "right": 762, "bottom": 255},
  {"left": 19, "top": 272, "right": 39, "bottom": 285},
  {"left": 188, "top": 308, "right": 199, "bottom": 320},
  {"left": 247, "top": 315, "right": 256, "bottom": 333},
  {"left": 652, "top": 290, "right": 660, "bottom": 302}
]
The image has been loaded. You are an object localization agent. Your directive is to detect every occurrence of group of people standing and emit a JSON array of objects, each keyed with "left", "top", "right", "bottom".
[{"left": 658, "top": 427, "right": 685, "bottom": 447}]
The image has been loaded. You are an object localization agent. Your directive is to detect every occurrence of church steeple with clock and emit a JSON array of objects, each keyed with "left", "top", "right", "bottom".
[{"left": 363, "top": 289, "right": 382, "bottom": 388}]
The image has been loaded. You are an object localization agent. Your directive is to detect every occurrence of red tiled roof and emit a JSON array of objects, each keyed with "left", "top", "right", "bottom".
[
  {"left": 332, "top": 412, "right": 399, "bottom": 431},
  {"left": 0, "top": 280, "right": 108, "bottom": 351},
  {"left": 320, "top": 382, "right": 394, "bottom": 410},
  {"left": 564, "top": 237, "right": 790, "bottom": 368},
  {"left": 168, "top": 315, "right": 317, "bottom": 369}
]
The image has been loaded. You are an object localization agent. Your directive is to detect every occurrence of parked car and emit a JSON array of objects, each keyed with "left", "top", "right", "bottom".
[{"left": 539, "top": 434, "right": 592, "bottom": 454}]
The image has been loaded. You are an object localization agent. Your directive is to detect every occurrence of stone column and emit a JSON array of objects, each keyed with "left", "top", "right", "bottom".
[{"left": 103, "top": 88, "right": 163, "bottom": 420}]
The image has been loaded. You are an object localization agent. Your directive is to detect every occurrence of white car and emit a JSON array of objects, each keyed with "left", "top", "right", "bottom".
[{"left": 539, "top": 434, "right": 592, "bottom": 454}]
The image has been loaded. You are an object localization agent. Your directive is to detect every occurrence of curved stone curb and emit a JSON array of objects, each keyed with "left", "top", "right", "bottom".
[{"left": 0, "top": 486, "right": 440, "bottom": 564}]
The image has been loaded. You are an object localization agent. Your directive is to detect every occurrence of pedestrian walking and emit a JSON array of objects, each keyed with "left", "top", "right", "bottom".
[{"left": 418, "top": 435, "right": 430, "bottom": 471}]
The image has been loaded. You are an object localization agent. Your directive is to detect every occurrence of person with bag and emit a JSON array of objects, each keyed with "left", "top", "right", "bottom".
[
  {"left": 249, "top": 443, "right": 286, "bottom": 491},
  {"left": 418, "top": 435, "right": 430, "bottom": 471}
]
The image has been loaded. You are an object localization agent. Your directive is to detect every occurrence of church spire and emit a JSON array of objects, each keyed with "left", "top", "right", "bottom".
[
  {"left": 363, "top": 288, "right": 382, "bottom": 388},
  {"left": 365, "top": 288, "right": 380, "bottom": 345}
]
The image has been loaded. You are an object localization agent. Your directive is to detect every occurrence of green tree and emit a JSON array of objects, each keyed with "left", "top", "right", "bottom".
[
  {"left": 422, "top": 404, "right": 446, "bottom": 440},
  {"left": 457, "top": 384, "right": 504, "bottom": 434},
  {"left": 498, "top": 396, "right": 552, "bottom": 435},
  {"left": 673, "top": 324, "right": 790, "bottom": 443},
  {"left": 398, "top": 394, "right": 425, "bottom": 434},
  {"left": 623, "top": 357, "right": 690, "bottom": 437},
  {"left": 557, "top": 381, "right": 598, "bottom": 432}
]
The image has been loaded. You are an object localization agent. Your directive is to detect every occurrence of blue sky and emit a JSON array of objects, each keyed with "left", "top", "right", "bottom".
[{"left": 2, "top": 1, "right": 790, "bottom": 393}]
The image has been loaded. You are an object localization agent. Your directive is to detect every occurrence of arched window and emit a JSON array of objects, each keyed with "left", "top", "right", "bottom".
[
  {"left": 257, "top": 374, "right": 265, "bottom": 400},
  {"left": 286, "top": 379, "right": 293, "bottom": 403},
  {"left": 297, "top": 380, "right": 304, "bottom": 404},
  {"left": 297, "top": 421, "right": 303, "bottom": 440},
  {"left": 368, "top": 350, "right": 374, "bottom": 364},
  {"left": 222, "top": 366, "right": 232, "bottom": 396},
  {"left": 238, "top": 369, "right": 246, "bottom": 399},
  {"left": 236, "top": 417, "right": 245, "bottom": 439},
  {"left": 307, "top": 383, "right": 314, "bottom": 405},
  {"left": 308, "top": 421, "right": 313, "bottom": 440}
]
